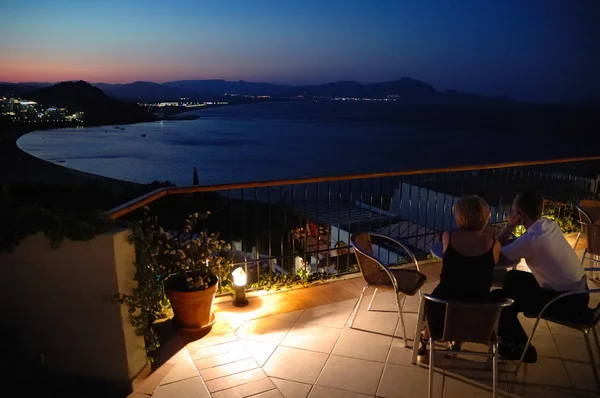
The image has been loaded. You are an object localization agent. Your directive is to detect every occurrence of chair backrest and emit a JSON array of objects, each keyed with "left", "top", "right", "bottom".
[
  {"left": 577, "top": 200, "right": 600, "bottom": 224},
  {"left": 351, "top": 233, "right": 384, "bottom": 285},
  {"left": 424, "top": 295, "right": 513, "bottom": 344},
  {"left": 582, "top": 222, "right": 600, "bottom": 256}
]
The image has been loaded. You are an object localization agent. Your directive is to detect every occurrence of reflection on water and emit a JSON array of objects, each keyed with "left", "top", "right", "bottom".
[{"left": 16, "top": 101, "right": 588, "bottom": 186}]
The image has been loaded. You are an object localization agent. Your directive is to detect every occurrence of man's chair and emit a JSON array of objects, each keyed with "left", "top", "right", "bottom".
[
  {"left": 517, "top": 285, "right": 600, "bottom": 373},
  {"left": 580, "top": 222, "right": 600, "bottom": 280},
  {"left": 350, "top": 232, "right": 427, "bottom": 344},
  {"left": 573, "top": 200, "right": 600, "bottom": 251},
  {"left": 420, "top": 294, "right": 514, "bottom": 398}
]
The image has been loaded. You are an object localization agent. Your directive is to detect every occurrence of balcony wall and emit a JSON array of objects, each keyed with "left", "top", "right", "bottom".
[{"left": 0, "top": 228, "right": 145, "bottom": 388}]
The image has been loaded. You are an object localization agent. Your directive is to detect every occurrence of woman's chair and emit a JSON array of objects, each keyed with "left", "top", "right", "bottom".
[
  {"left": 350, "top": 232, "right": 427, "bottom": 344},
  {"left": 419, "top": 294, "right": 514, "bottom": 398}
]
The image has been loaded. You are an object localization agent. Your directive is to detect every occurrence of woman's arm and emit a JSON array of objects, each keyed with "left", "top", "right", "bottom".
[
  {"left": 442, "top": 231, "right": 450, "bottom": 253},
  {"left": 492, "top": 239, "right": 502, "bottom": 264}
]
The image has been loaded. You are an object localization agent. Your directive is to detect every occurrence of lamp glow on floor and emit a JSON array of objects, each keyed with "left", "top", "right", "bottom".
[{"left": 232, "top": 267, "right": 248, "bottom": 307}]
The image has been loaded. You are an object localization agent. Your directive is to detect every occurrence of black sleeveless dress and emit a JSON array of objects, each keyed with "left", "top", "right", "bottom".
[{"left": 426, "top": 232, "right": 496, "bottom": 337}]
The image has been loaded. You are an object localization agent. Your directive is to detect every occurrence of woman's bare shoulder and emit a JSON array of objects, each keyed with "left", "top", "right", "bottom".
[
  {"left": 451, "top": 230, "right": 495, "bottom": 255},
  {"left": 442, "top": 230, "right": 450, "bottom": 241}
]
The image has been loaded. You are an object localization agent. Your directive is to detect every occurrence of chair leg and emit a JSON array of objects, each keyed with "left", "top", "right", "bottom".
[
  {"left": 591, "top": 326, "right": 600, "bottom": 362},
  {"left": 583, "top": 330, "right": 600, "bottom": 395},
  {"left": 367, "top": 288, "right": 378, "bottom": 311},
  {"left": 349, "top": 285, "right": 368, "bottom": 329},
  {"left": 428, "top": 338, "right": 435, "bottom": 398},
  {"left": 493, "top": 342, "right": 498, "bottom": 398},
  {"left": 581, "top": 249, "right": 589, "bottom": 279},
  {"left": 396, "top": 292, "right": 408, "bottom": 345},
  {"left": 586, "top": 253, "right": 600, "bottom": 280},
  {"left": 484, "top": 342, "right": 494, "bottom": 370},
  {"left": 515, "top": 317, "right": 542, "bottom": 373},
  {"left": 412, "top": 295, "right": 426, "bottom": 364},
  {"left": 573, "top": 231, "right": 581, "bottom": 250}
]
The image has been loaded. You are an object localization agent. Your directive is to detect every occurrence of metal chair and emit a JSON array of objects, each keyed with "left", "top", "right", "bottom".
[
  {"left": 350, "top": 232, "right": 427, "bottom": 344},
  {"left": 580, "top": 222, "right": 600, "bottom": 280},
  {"left": 573, "top": 200, "right": 600, "bottom": 250},
  {"left": 517, "top": 285, "right": 600, "bottom": 374},
  {"left": 421, "top": 294, "right": 514, "bottom": 398}
]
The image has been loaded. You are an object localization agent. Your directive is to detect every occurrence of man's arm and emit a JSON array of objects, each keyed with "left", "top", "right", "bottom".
[
  {"left": 499, "top": 233, "right": 531, "bottom": 267},
  {"left": 496, "top": 224, "right": 515, "bottom": 246},
  {"left": 496, "top": 251, "right": 517, "bottom": 268},
  {"left": 497, "top": 211, "right": 522, "bottom": 246}
]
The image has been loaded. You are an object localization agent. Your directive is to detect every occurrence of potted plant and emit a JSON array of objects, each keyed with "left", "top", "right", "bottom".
[
  {"left": 160, "top": 212, "right": 232, "bottom": 331},
  {"left": 116, "top": 208, "right": 231, "bottom": 359}
]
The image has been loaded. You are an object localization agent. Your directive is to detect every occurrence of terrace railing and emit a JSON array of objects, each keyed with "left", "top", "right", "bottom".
[{"left": 107, "top": 156, "right": 600, "bottom": 293}]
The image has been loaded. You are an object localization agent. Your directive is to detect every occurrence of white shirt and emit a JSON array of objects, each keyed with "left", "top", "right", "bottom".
[{"left": 501, "top": 217, "right": 586, "bottom": 292}]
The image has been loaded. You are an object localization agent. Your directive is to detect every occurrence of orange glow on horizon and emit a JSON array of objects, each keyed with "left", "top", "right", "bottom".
[{"left": 0, "top": 66, "right": 195, "bottom": 84}]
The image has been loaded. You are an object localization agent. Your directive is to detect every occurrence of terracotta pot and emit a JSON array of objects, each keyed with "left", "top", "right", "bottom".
[{"left": 165, "top": 272, "right": 218, "bottom": 331}]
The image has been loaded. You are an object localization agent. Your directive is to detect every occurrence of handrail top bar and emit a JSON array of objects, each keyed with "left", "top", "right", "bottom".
[{"left": 106, "top": 155, "right": 600, "bottom": 219}]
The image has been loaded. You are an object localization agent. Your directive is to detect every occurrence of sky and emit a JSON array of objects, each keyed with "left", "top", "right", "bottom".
[{"left": 1, "top": 0, "right": 599, "bottom": 103}]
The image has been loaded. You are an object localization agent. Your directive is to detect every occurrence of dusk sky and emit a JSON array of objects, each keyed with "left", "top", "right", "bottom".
[{"left": 1, "top": 0, "right": 599, "bottom": 102}]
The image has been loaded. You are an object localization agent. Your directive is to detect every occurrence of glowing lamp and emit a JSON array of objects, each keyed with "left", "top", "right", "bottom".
[
  {"left": 232, "top": 267, "right": 247, "bottom": 286},
  {"left": 232, "top": 267, "right": 248, "bottom": 307}
]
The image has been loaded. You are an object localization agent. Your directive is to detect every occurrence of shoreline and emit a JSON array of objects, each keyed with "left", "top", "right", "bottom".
[
  {"left": 1, "top": 123, "right": 144, "bottom": 190},
  {"left": 5, "top": 102, "right": 247, "bottom": 188},
  {"left": 0, "top": 103, "right": 226, "bottom": 188}
]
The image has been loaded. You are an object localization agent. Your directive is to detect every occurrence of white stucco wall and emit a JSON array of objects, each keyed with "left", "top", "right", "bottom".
[{"left": 0, "top": 228, "right": 145, "bottom": 384}]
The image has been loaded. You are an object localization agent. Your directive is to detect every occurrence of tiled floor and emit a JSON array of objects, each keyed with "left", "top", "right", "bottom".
[{"left": 131, "top": 262, "right": 600, "bottom": 398}]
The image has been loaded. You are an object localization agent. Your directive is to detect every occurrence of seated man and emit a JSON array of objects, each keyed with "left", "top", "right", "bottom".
[{"left": 492, "top": 191, "right": 588, "bottom": 363}]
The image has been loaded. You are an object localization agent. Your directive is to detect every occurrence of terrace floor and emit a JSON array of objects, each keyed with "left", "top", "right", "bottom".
[{"left": 129, "top": 261, "right": 600, "bottom": 398}]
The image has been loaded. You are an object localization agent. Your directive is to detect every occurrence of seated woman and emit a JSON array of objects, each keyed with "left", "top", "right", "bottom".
[{"left": 418, "top": 195, "right": 501, "bottom": 355}]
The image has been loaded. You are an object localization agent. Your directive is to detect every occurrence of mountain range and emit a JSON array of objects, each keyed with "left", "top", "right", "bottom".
[
  {"left": 3, "top": 80, "right": 598, "bottom": 145},
  {"left": 1, "top": 78, "right": 515, "bottom": 105}
]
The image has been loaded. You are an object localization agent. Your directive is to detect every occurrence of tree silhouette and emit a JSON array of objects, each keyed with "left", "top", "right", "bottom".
[{"left": 193, "top": 167, "right": 199, "bottom": 185}]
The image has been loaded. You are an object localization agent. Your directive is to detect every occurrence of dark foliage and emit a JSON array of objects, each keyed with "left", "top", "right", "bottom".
[
  {"left": 0, "top": 180, "right": 173, "bottom": 252},
  {"left": 28, "top": 81, "right": 155, "bottom": 125}
]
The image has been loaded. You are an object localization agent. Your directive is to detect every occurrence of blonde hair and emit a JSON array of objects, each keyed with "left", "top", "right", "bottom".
[{"left": 454, "top": 195, "right": 491, "bottom": 231}]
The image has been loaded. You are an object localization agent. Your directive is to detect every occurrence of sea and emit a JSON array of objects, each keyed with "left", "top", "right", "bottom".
[{"left": 16, "top": 101, "right": 595, "bottom": 186}]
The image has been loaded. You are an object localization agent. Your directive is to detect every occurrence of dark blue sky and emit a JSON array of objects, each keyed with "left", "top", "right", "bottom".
[{"left": 1, "top": 0, "right": 599, "bottom": 102}]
